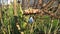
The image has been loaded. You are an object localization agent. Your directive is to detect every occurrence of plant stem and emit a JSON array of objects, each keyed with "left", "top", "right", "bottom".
[{"left": 8, "top": 25, "right": 10, "bottom": 34}]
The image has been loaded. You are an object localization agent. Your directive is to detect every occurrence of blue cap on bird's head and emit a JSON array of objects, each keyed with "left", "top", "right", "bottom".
[{"left": 28, "top": 16, "right": 34, "bottom": 23}]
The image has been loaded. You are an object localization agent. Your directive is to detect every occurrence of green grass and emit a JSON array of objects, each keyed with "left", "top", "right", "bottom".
[{"left": 0, "top": 4, "right": 60, "bottom": 34}]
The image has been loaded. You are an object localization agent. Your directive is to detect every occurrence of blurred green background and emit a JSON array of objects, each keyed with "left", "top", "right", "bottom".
[{"left": 0, "top": 0, "right": 60, "bottom": 34}]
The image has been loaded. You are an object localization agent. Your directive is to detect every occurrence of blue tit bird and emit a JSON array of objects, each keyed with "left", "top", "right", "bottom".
[{"left": 28, "top": 16, "right": 34, "bottom": 23}]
